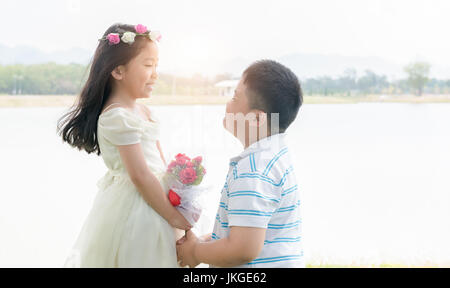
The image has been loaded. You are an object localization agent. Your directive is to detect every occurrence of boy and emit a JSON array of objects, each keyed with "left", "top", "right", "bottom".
[{"left": 176, "top": 60, "right": 303, "bottom": 267}]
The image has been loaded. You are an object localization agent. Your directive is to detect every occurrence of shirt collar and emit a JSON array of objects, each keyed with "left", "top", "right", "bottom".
[{"left": 229, "top": 133, "right": 287, "bottom": 165}]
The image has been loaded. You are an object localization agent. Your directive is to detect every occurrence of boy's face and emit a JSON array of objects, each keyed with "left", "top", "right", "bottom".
[
  {"left": 224, "top": 77, "right": 251, "bottom": 121},
  {"left": 223, "top": 76, "right": 268, "bottom": 147},
  {"left": 223, "top": 77, "right": 250, "bottom": 136}
]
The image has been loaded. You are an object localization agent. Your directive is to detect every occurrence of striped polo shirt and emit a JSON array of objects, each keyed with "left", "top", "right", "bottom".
[{"left": 210, "top": 133, "right": 304, "bottom": 268}]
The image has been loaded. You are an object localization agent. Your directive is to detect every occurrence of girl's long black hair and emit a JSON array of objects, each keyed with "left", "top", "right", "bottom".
[{"left": 57, "top": 23, "right": 150, "bottom": 155}]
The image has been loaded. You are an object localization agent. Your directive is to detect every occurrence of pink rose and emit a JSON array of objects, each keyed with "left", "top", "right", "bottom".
[
  {"left": 176, "top": 158, "right": 187, "bottom": 166},
  {"left": 175, "top": 153, "right": 190, "bottom": 166},
  {"left": 175, "top": 153, "right": 190, "bottom": 160},
  {"left": 107, "top": 33, "right": 120, "bottom": 45},
  {"left": 186, "top": 161, "right": 194, "bottom": 168},
  {"left": 135, "top": 24, "right": 148, "bottom": 34},
  {"left": 192, "top": 156, "right": 203, "bottom": 165},
  {"left": 179, "top": 167, "right": 197, "bottom": 184},
  {"left": 193, "top": 156, "right": 202, "bottom": 164},
  {"left": 167, "top": 160, "right": 177, "bottom": 173}
]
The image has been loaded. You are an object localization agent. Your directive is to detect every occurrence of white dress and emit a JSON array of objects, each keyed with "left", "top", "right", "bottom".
[{"left": 64, "top": 106, "right": 178, "bottom": 268}]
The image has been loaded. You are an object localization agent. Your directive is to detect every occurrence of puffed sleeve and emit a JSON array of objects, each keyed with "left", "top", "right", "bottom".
[{"left": 98, "top": 108, "right": 143, "bottom": 146}]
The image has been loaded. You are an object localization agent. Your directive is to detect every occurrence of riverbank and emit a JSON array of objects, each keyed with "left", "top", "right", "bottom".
[{"left": 1, "top": 94, "right": 450, "bottom": 107}]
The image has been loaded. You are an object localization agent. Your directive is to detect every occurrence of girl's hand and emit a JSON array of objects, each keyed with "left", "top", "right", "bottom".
[
  {"left": 176, "top": 230, "right": 200, "bottom": 268},
  {"left": 177, "top": 233, "right": 211, "bottom": 246},
  {"left": 169, "top": 209, "right": 192, "bottom": 230}
]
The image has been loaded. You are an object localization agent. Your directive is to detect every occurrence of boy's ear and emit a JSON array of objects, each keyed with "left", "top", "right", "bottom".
[
  {"left": 111, "top": 65, "right": 125, "bottom": 80},
  {"left": 257, "top": 112, "right": 268, "bottom": 128},
  {"left": 248, "top": 110, "right": 268, "bottom": 128}
]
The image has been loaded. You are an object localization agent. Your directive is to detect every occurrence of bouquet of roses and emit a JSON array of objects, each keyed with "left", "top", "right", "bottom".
[{"left": 164, "top": 153, "right": 207, "bottom": 226}]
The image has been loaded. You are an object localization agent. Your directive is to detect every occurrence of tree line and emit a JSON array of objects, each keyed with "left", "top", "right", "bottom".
[
  {"left": 304, "top": 62, "right": 449, "bottom": 96},
  {"left": 0, "top": 61, "right": 448, "bottom": 96}
]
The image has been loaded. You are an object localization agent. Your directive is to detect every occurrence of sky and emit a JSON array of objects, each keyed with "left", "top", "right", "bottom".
[{"left": 2, "top": 0, "right": 450, "bottom": 77}]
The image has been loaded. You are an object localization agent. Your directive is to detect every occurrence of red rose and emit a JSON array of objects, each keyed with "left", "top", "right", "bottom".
[
  {"left": 168, "top": 189, "right": 181, "bottom": 206},
  {"left": 179, "top": 167, "right": 197, "bottom": 184}
]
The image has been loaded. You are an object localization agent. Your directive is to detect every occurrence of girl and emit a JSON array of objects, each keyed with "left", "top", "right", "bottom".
[{"left": 57, "top": 23, "right": 191, "bottom": 267}]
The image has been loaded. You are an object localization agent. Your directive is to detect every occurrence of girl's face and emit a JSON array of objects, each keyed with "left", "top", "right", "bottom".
[{"left": 115, "top": 40, "right": 159, "bottom": 99}]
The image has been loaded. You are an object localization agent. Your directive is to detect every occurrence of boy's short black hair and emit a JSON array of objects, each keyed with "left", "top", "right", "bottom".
[{"left": 243, "top": 59, "right": 302, "bottom": 133}]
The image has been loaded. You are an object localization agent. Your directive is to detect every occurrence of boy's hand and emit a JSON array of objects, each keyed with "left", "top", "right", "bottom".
[
  {"left": 176, "top": 230, "right": 200, "bottom": 267},
  {"left": 199, "top": 233, "right": 212, "bottom": 242}
]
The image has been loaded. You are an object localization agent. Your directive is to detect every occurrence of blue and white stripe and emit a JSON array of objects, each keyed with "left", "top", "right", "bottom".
[
  {"left": 249, "top": 153, "right": 256, "bottom": 172},
  {"left": 262, "top": 147, "right": 289, "bottom": 176}
]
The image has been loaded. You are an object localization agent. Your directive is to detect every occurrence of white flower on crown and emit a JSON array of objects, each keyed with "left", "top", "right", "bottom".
[
  {"left": 149, "top": 30, "right": 162, "bottom": 42},
  {"left": 121, "top": 31, "right": 136, "bottom": 44}
]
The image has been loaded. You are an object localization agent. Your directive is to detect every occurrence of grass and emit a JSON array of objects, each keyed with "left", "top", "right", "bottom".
[{"left": 1, "top": 94, "right": 450, "bottom": 107}]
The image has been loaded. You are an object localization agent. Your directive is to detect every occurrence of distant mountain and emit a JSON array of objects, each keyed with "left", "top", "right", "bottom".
[
  {"left": 221, "top": 53, "right": 450, "bottom": 80},
  {"left": 213, "top": 53, "right": 404, "bottom": 80},
  {"left": 1, "top": 44, "right": 448, "bottom": 79},
  {"left": 277, "top": 53, "right": 403, "bottom": 79},
  {"left": 0, "top": 44, "right": 92, "bottom": 65}
]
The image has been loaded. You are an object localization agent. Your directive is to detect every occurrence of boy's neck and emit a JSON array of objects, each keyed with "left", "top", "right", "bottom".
[{"left": 242, "top": 130, "right": 272, "bottom": 149}]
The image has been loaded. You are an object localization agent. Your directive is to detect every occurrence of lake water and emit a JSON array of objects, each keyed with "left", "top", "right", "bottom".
[{"left": 1, "top": 103, "right": 449, "bottom": 267}]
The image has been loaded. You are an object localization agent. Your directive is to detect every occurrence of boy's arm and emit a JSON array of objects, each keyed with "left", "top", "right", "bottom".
[{"left": 189, "top": 227, "right": 266, "bottom": 267}]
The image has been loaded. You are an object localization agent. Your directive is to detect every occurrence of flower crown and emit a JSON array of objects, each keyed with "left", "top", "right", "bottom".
[{"left": 99, "top": 24, "right": 162, "bottom": 46}]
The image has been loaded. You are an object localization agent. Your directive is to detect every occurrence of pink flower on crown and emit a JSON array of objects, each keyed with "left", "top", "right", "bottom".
[
  {"left": 107, "top": 33, "right": 120, "bottom": 45},
  {"left": 135, "top": 24, "right": 148, "bottom": 34}
]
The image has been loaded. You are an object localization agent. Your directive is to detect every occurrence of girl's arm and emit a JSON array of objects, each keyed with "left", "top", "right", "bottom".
[{"left": 118, "top": 143, "right": 192, "bottom": 230}]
